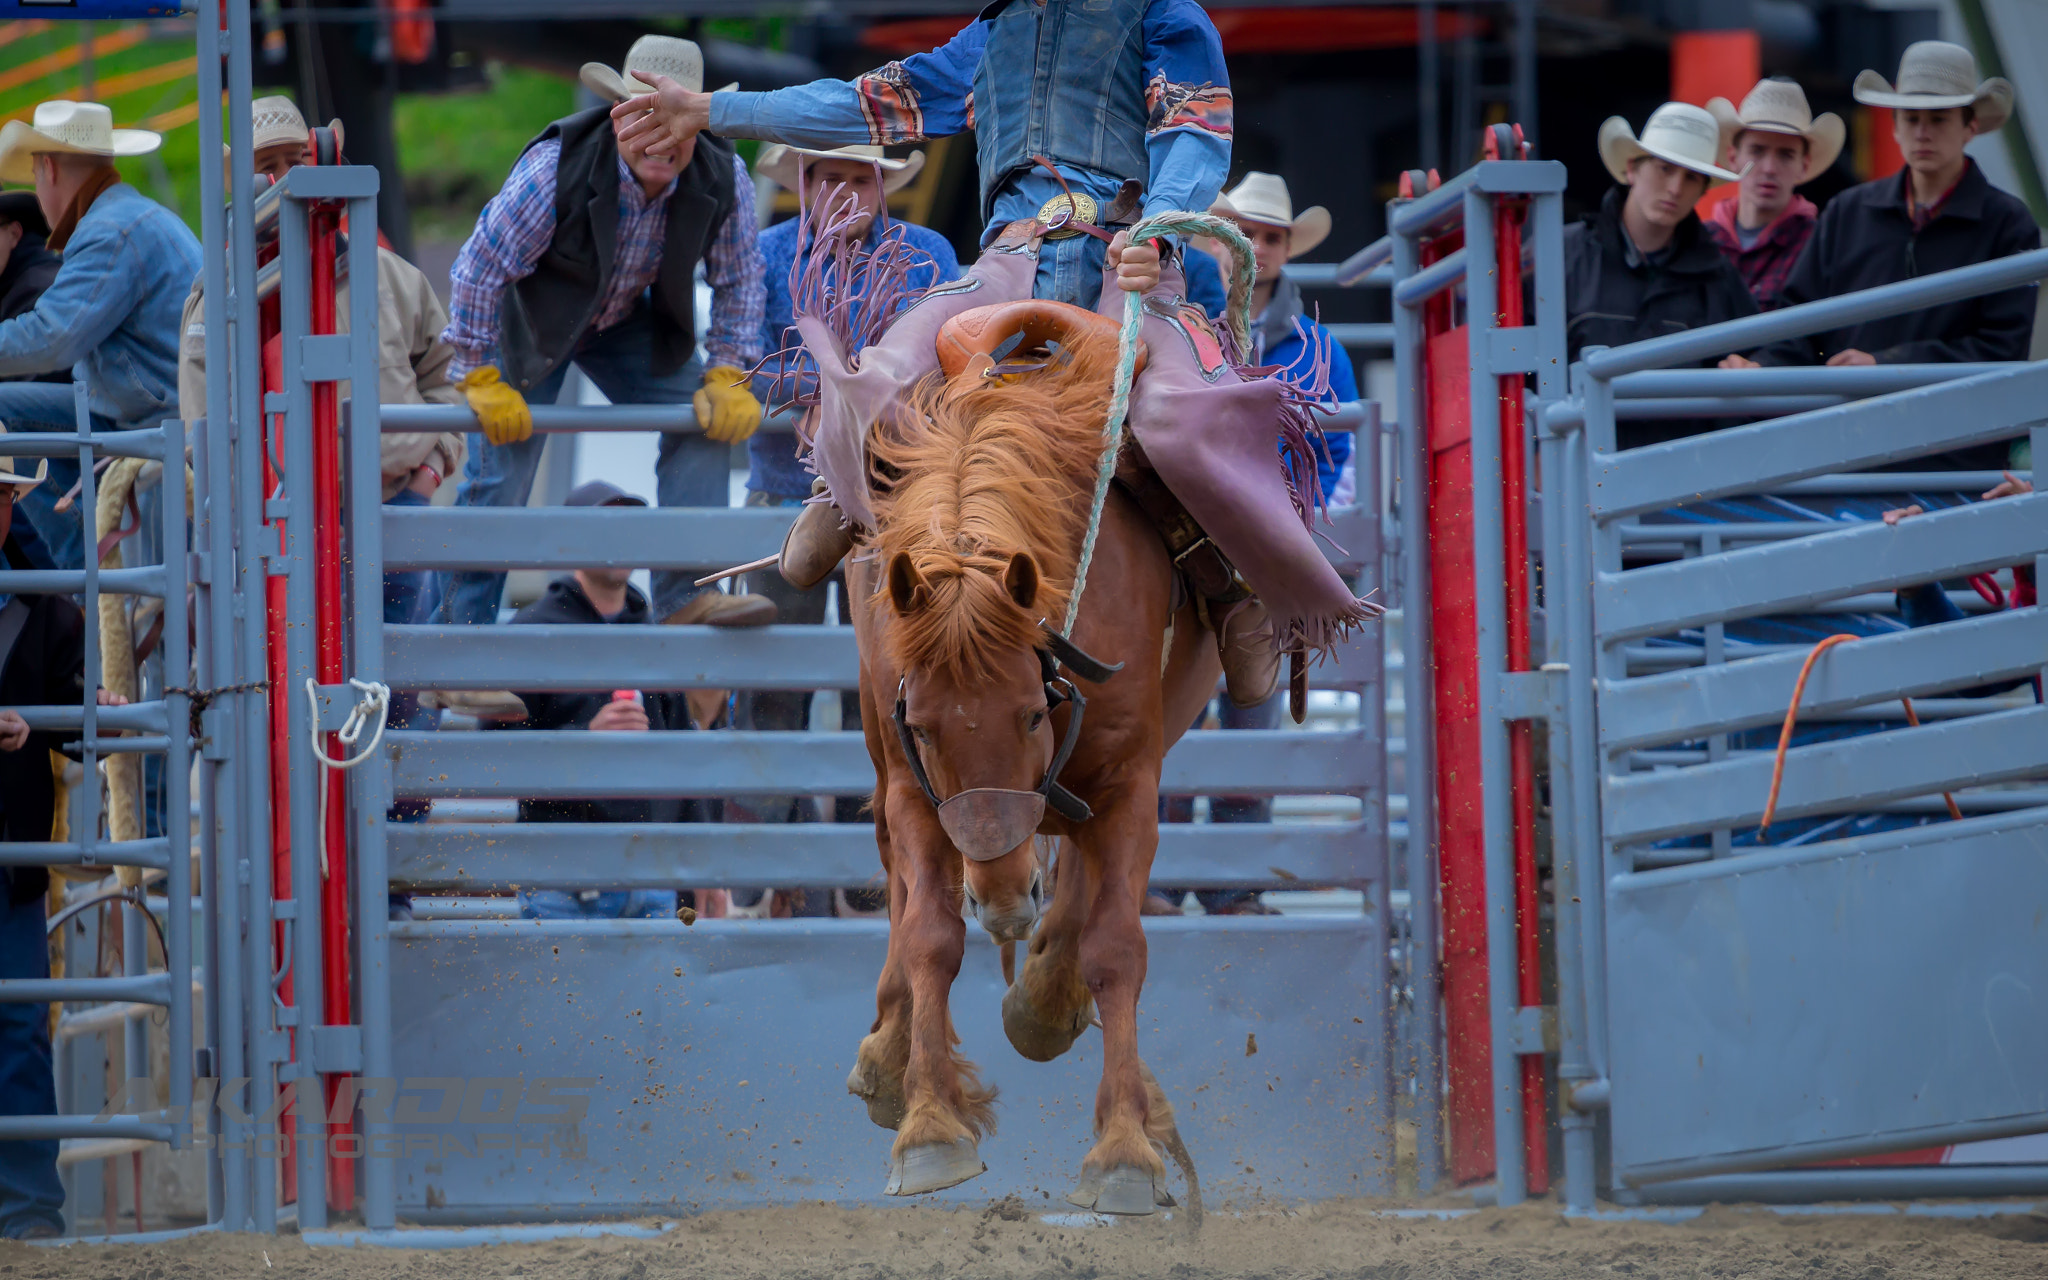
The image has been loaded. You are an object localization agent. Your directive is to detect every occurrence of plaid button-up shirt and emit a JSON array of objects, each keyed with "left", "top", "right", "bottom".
[
  {"left": 444, "top": 139, "right": 765, "bottom": 378},
  {"left": 1704, "top": 195, "right": 1817, "bottom": 313}
]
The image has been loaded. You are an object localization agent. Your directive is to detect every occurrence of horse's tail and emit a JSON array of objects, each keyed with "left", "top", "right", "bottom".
[{"left": 1138, "top": 1059, "right": 1202, "bottom": 1237}]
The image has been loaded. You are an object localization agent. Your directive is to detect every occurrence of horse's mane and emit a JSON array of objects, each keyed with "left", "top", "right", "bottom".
[{"left": 868, "top": 329, "right": 1120, "bottom": 683}]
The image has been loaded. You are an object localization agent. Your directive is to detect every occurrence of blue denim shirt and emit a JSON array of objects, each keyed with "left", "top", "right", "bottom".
[
  {"left": 749, "top": 214, "right": 962, "bottom": 498},
  {"left": 0, "top": 185, "right": 198, "bottom": 431}
]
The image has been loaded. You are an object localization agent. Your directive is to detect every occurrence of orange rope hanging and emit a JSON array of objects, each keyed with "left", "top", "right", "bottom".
[{"left": 1758, "top": 633, "right": 1961, "bottom": 836}]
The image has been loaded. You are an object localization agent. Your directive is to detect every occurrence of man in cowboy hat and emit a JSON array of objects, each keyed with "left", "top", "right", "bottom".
[
  {"left": 436, "top": 34, "right": 774, "bottom": 630},
  {"left": 1704, "top": 78, "right": 1843, "bottom": 310},
  {"left": 0, "top": 101, "right": 200, "bottom": 569},
  {"left": 0, "top": 432, "right": 127, "bottom": 1237},
  {"left": 1569, "top": 102, "right": 1758, "bottom": 448},
  {"left": 610, "top": 0, "right": 1380, "bottom": 711},
  {"left": 1729, "top": 41, "right": 2037, "bottom": 437},
  {"left": 736, "top": 143, "right": 959, "bottom": 904}
]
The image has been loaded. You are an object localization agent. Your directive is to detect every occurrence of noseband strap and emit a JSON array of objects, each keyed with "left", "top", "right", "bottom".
[{"left": 891, "top": 632, "right": 1122, "bottom": 850}]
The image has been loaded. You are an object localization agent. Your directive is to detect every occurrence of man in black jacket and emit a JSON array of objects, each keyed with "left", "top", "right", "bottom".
[
  {"left": 497, "top": 482, "right": 705, "bottom": 920},
  {"left": 1567, "top": 103, "right": 1759, "bottom": 448},
  {"left": 0, "top": 440, "right": 125, "bottom": 1238},
  {"left": 0, "top": 193, "right": 63, "bottom": 385}
]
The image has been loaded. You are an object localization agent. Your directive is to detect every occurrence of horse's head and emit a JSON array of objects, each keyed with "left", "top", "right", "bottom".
[
  {"left": 887, "top": 548, "right": 1052, "bottom": 942},
  {"left": 870, "top": 299, "right": 1125, "bottom": 943}
]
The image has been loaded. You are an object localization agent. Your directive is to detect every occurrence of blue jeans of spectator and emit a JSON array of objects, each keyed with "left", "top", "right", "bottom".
[
  {"left": 0, "top": 381, "right": 116, "bottom": 572},
  {"left": 516, "top": 889, "right": 678, "bottom": 920},
  {"left": 384, "top": 489, "right": 438, "bottom": 917},
  {"left": 0, "top": 877, "right": 64, "bottom": 1237},
  {"left": 1158, "top": 692, "right": 1283, "bottom": 913},
  {"left": 434, "top": 309, "right": 724, "bottom": 626}
]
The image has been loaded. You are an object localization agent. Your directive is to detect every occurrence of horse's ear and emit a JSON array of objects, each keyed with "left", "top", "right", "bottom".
[
  {"left": 888, "top": 552, "right": 930, "bottom": 615},
  {"left": 1003, "top": 551, "right": 1040, "bottom": 611}
]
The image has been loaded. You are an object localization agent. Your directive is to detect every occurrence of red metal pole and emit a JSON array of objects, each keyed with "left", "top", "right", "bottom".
[
  {"left": 1493, "top": 182, "right": 1549, "bottom": 1196},
  {"left": 259, "top": 328, "right": 297, "bottom": 1208},
  {"left": 308, "top": 197, "right": 354, "bottom": 1212}
]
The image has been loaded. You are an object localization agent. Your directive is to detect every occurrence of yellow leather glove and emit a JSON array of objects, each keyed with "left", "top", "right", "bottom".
[
  {"left": 694, "top": 366, "right": 763, "bottom": 444},
  {"left": 459, "top": 366, "right": 533, "bottom": 447}
]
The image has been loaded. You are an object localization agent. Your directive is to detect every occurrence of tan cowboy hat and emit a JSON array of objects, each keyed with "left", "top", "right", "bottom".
[
  {"left": 1598, "top": 102, "right": 1743, "bottom": 186},
  {"left": 1853, "top": 40, "right": 2012, "bottom": 133},
  {"left": 756, "top": 143, "right": 926, "bottom": 195},
  {"left": 0, "top": 427, "right": 48, "bottom": 492},
  {"left": 221, "top": 95, "right": 342, "bottom": 159},
  {"left": 1209, "top": 171, "right": 1330, "bottom": 258},
  {"left": 0, "top": 101, "right": 161, "bottom": 185},
  {"left": 580, "top": 35, "right": 738, "bottom": 103},
  {"left": 1707, "top": 78, "right": 1844, "bottom": 184}
]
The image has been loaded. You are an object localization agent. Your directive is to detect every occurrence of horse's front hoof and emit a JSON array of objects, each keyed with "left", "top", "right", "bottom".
[
  {"left": 1066, "top": 1164, "right": 1172, "bottom": 1216},
  {"left": 846, "top": 1059, "right": 906, "bottom": 1131},
  {"left": 884, "top": 1138, "right": 986, "bottom": 1196},
  {"left": 1001, "top": 981, "right": 1092, "bottom": 1063}
]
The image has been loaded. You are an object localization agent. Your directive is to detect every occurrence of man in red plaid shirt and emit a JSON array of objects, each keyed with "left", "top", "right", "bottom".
[{"left": 1703, "top": 78, "right": 1842, "bottom": 310}]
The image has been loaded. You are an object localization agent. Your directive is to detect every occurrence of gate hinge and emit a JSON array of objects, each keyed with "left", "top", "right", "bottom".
[
  {"left": 1495, "top": 664, "right": 1565, "bottom": 723},
  {"left": 309, "top": 1025, "right": 363, "bottom": 1075},
  {"left": 1508, "top": 1004, "right": 1557, "bottom": 1056}
]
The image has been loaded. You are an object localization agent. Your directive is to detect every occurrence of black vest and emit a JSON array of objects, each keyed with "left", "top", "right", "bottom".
[{"left": 500, "top": 107, "right": 736, "bottom": 391}]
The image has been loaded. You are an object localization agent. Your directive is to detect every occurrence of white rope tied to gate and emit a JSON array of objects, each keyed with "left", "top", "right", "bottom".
[
  {"left": 1061, "top": 213, "right": 1257, "bottom": 637},
  {"left": 303, "top": 677, "right": 391, "bottom": 876}
]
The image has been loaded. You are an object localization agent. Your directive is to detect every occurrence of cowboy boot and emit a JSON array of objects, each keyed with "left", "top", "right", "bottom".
[
  {"left": 1215, "top": 596, "right": 1282, "bottom": 709},
  {"left": 780, "top": 478, "right": 856, "bottom": 591}
]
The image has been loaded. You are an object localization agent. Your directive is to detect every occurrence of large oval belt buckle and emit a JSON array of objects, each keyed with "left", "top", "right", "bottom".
[{"left": 1037, "top": 190, "right": 1098, "bottom": 240}]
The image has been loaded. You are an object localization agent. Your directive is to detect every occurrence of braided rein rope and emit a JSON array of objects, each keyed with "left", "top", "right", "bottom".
[{"left": 1060, "top": 212, "right": 1257, "bottom": 637}]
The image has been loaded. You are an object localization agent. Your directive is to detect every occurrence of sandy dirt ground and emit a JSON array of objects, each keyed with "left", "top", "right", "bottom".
[{"left": 7, "top": 1199, "right": 2047, "bottom": 1279}]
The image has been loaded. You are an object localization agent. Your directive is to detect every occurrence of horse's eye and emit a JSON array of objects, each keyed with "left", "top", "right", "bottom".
[
  {"left": 1028, "top": 709, "right": 1046, "bottom": 732},
  {"left": 911, "top": 725, "right": 930, "bottom": 745}
]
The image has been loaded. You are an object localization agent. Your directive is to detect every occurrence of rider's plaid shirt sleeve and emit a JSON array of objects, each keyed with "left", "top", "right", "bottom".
[
  {"left": 442, "top": 138, "right": 561, "bottom": 379},
  {"left": 1141, "top": 0, "right": 1233, "bottom": 219},
  {"left": 708, "top": 20, "right": 982, "bottom": 148},
  {"left": 701, "top": 154, "right": 767, "bottom": 370}
]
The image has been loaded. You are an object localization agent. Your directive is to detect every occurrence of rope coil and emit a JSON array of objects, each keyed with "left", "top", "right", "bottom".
[{"left": 303, "top": 677, "right": 391, "bottom": 876}]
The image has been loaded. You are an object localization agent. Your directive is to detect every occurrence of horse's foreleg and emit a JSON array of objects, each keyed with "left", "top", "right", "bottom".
[
  {"left": 885, "top": 799, "right": 992, "bottom": 1196},
  {"left": 1002, "top": 833, "right": 1095, "bottom": 1062},
  {"left": 849, "top": 672, "right": 912, "bottom": 1129},
  {"left": 1065, "top": 790, "right": 1172, "bottom": 1215}
]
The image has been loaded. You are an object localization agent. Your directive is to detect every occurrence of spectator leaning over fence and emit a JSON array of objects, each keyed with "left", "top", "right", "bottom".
[
  {"left": 0, "top": 436, "right": 127, "bottom": 1238},
  {"left": 0, "top": 102, "right": 200, "bottom": 570},
  {"left": 735, "top": 142, "right": 959, "bottom": 917},
  {"left": 176, "top": 98, "right": 473, "bottom": 911},
  {"left": 1702, "top": 78, "right": 1843, "bottom": 311},
  {"left": 1725, "top": 43, "right": 2039, "bottom": 468},
  {"left": 496, "top": 481, "right": 708, "bottom": 921},
  {"left": 437, "top": 35, "right": 774, "bottom": 630},
  {"left": 1566, "top": 102, "right": 1759, "bottom": 449}
]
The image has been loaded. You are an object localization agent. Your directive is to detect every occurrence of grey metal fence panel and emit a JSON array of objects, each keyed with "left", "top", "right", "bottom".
[{"left": 1604, "top": 809, "right": 2048, "bottom": 1185}]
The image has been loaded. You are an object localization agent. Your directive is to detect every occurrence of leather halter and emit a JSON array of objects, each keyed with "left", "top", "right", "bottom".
[
  {"left": 891, "top": 628, "right": 1124, "bottom": 860},
  {"left": 935, "top": 300, "right": 1148, "bottom": 382}
]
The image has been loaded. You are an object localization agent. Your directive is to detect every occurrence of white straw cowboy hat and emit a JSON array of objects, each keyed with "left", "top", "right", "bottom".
[
  {"left": 1707, "top": 78, "right": 1845, "bottom": 185},
  {"left": 222, "top": 95, "right": 342, "bottom": 159},
  {"left": 1853, "top": 40, "right": 2012, "bottom": 133},
  {"left": 1209, "top": 171, "right": 1330, "bottom": 258},
  {"left": 580, "top": 35, "right": 737, "bottom": 103},
  {"left": 0, "top": 100, "right": 161, "bottom": 185},
  {"left": 1598, "top": 102, "right": 1743, "bottom": 186},
  {"left": 756, "top": 144, "right": 926, "bottom": 195},
  {"left": 0, "top": 427, "right": 48, "bottom": 492}
]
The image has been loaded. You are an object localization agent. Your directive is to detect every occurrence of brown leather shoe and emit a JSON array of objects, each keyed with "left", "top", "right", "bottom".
[
  {"left": 667, "top": 589, "right": 778, "bottom": 628},
  {"left": 1216, "top": 596, "right": 1282, "bottom": 709},
  {"left": 779, "top": 479, "right": 855, "bottom": 591}
]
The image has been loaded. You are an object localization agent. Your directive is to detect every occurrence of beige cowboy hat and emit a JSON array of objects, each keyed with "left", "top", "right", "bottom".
[
  {"left": 1707, "top": 78, "right": 1845, "bottom": 185},
  {"left": 756, "top": 143, "right": 926, "bottom": 195},
  {"left": 580, "top": 35, "right": 737, "bottom": 103},
  {"left": 1598, "top": 101, "right": 1743, "bottom": 186},
  {"left": 1853, "top": 40, "right": 2012, "bottom": 133},
  {"left": 221, "top": 95, "right": 342, "bottom": 159},
  {"left": 0, "top": 100, "right": 161, "bottom": 185},
  {"left": 0, "top": 427, "right": 48, "bottom": 492},
  {"left": 1208, "top": 171, "right": 1330, "bottom": 258}
]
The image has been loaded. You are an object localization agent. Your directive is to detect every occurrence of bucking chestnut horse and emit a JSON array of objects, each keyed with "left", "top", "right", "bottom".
[{"left": 841, "top": 299, "right": 1215, "bottom": 1216}]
